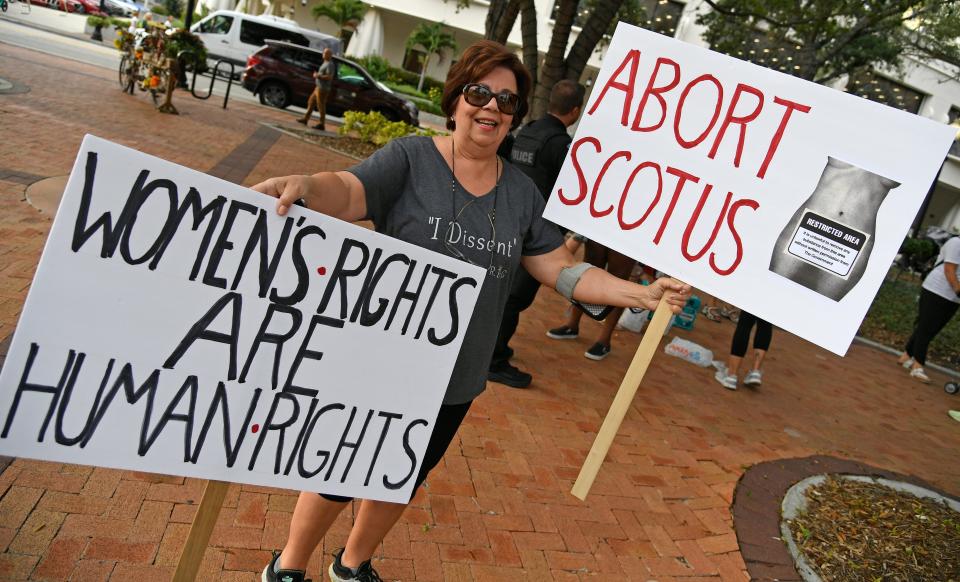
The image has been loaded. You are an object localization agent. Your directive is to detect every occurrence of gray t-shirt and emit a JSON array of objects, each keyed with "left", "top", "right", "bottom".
[
  {"left": 348, "top": 136, "right": 564, "bottom": 404},
  {"left": 316, "top": 60, "right": 333, "bottom": 90}
]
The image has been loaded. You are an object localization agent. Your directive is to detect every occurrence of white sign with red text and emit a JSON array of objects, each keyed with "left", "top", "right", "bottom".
[{"left": 545, "top": 22, "right": 955, "bottom": 355}]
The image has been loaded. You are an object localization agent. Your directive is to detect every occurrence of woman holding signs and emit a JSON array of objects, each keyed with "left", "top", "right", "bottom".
[{"left": 253, "top": 40, "right": 690, "bottom": 582}]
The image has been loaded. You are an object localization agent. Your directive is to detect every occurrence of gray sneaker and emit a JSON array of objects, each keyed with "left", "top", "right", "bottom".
[
  {"left": 743, "top": 369, "right": 763, "bottom": 386},
  {"left": 714, "top": 370, "right": 737, "bottom": 390}
]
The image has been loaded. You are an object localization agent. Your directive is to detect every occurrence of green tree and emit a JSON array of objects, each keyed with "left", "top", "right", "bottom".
[
  {"left": 698, "top": 0, "right": 960, "bottom": 84},
  {"left": 406, "top": 22, "right": 458, "bottom": 92},
  {"left": 484, "top": 0, "right": 636, "bottom": 119},
  {"left": 312, "top": 0, "right": 367, "bottom": 53},
  {"left": 163, "top": 0, "right": 183, "bottom": 21}
]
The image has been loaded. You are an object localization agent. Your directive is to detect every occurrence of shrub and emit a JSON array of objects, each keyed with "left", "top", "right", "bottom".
[
  {"left": 355, "top": 55, "right": 390, "bottom": 82},
  {"left": 87, "top": 14, "right": 111, "bottom": 28},
  {"left": 898, "top": 237, "right": 940, "bottom": 275},
  {"left": 427, "top": 86, "right": 442, "bottom": 107},
  {"left": 340, "top": 110, "right": 441, "bottom": 147},
  {"left": 164, "top": 28, "right": 207, "bottom": 63}
]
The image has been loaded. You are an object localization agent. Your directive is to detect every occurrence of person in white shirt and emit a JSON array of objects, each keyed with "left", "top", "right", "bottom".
[{"left": 898, "top": 236, "right": 960, "bottom": 382}]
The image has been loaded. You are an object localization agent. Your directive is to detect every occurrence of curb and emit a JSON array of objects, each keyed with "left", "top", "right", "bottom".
[{"left": 853, "top": 335, "right": 959, "bottom": 379}]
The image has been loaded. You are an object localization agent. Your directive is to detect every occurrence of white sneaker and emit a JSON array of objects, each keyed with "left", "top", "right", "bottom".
[
  {"left": 743, "top": 369, "right": 763, "bottom": 386},
  {"left": 909, "top": 367, "right": 931, "bottom": 383},
  {"left": 714, "top": 370, "right": 737, "bottom": 390},
  {"left": 900, "top": 357, "right": 914, "bottom": 369}
]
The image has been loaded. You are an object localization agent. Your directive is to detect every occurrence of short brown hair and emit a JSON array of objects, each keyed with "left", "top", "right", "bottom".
[
  {"left": 441, "top": 40, "right": 532, "bottom": 131},
  {"left": 548, "top": 80, "right": 585, "bottom": 116}
]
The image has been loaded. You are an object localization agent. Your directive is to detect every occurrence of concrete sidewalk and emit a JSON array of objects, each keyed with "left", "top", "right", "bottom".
[{"left": 1, "top": 38, "right": 959, "bottom": 582}]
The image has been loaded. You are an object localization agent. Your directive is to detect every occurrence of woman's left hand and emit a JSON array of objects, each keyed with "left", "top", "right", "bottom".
[{"left": 642, "top": 278, "right": 691, "bottom": 312}]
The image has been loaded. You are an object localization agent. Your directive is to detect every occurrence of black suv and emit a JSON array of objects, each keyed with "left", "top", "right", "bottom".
[{"left": 242, "top": 41, "right": 419, "bottom": 126}]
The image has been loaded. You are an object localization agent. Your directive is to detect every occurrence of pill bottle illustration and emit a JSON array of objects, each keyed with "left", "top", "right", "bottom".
[{"left": 769, "top": 157, "right": 900, "bottom": 301}]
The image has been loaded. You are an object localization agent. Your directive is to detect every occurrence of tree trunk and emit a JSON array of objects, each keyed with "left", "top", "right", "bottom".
[
  {"left": 490, "top": 0, "right": 520, "bottom": 44},
  {"left": 563, "top": 0, "right": 624, "bottom": 82},
  {"left": 485, "top": 0, "right": 506, "bottom": 38},
  {"left": 532, "top": 0, "right": 578, "bottom": 118},
  {"left": 519, "top": 0, "right": 538, "bottom": 121},
  {"left": 418, "top": 55, "right": 431, "bottom": 92}
]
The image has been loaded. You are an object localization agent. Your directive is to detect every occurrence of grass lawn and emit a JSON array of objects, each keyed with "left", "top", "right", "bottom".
[{"left": 859, "top": 268, "right": 960, "bottom": 370}]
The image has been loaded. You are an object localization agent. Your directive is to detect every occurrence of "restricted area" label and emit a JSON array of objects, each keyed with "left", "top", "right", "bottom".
[{"left": 786, "top": 210, "right": 868, "bottom": 278}]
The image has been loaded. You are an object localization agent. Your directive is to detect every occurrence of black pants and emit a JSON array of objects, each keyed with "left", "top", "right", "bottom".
[
  {"left": 905, "top": 288, "right": 959, "bottom": 366},
  {"left": 320, "top": 400, "right": 472, "bottom": 503},
  {"left": 731, "top": 311, "right": 772, "bottom": 357},
  {"left": 490, "top": 267, "right": 541, "bottom": 368}
]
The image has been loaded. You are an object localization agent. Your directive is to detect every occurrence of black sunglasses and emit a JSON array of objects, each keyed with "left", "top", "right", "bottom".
[{"left": 462, "top": 83, "right": 520, "bottom": 115}]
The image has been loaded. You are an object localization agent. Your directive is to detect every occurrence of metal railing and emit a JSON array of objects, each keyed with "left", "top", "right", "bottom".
[{"left": 178, "top": 51, "right": 235, "bottom": 110}]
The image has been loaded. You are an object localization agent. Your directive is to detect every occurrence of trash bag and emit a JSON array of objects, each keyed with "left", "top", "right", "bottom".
[
  {"left": 663, "top": 337, "right": 713, "bottom": 367},
  {"left": 617, "top": 307, "right": 649, "bottom": 333}
]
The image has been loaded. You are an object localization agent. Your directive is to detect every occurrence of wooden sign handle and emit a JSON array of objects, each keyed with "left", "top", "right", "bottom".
[
  {"left": 570, "top": 299, "right": 674, "bottom": 501},
  {"left": 172, "top": 479, "right": 230, "bottom": 581}
]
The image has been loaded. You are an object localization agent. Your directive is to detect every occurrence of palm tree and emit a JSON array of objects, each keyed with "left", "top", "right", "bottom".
[
  {"left": 405, "top": 22, "right": 457, "bottom": 92},
  {"left": 311, "top": 0, "right": 367, "bottom": 52}
]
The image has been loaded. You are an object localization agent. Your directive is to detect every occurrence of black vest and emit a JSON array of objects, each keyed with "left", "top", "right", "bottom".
[{"left": 509, "top": 115, "right": 569, "bottom": 201}]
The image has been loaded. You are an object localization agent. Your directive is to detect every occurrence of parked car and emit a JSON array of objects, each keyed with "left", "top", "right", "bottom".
[
  {"left": 191, "top": 10, "right": 339, "bottom": 72},
  {"left": 30, "top": 0, "right": 101, "bottom": 14},
  {"left": 242, "top": 41, "right": 420, "bottom": 126}
]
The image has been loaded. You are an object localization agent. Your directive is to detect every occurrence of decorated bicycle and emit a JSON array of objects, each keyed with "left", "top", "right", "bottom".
[{"left": 115, "top": 22, "right": 206, "bottom": 114}]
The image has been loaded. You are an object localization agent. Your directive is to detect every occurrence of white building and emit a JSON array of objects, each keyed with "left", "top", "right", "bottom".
[{"left": 209, "top": 0, "right": 960, "bottom": 234}]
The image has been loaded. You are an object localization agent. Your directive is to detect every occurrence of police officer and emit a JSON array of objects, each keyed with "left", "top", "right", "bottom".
[{"left": 488, "top": 79, "right": 586, "bottom": 388}]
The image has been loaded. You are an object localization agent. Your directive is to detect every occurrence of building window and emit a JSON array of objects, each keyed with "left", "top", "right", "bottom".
[
  {"left": 550, "top": 0, "right": 683, "bottom": 38},
  {"left": 846, "top": 71, "right": 925, "bottom": 115},
  {"left": 403, "top": 48, "right": 426, "bottom": 74}
]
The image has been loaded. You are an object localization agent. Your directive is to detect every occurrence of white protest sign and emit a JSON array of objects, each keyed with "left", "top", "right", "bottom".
[
  {"left": 545, "top": 23, "right": 955, "bottom": 355},
  {"left": 0, "top": 135, "right": 485, "bottom": 504}
]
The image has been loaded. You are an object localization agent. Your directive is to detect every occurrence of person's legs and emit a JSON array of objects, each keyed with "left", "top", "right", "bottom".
[
  {"left": 339, "top": 500, "right": 407, "bottom": 568},
  {"left": 906, "top": 289, "right": 958, "bottom": 378},
  {"left": 274, "top": 402, "right": 470, "bottom": 578},
  {"left": 592, "top": 249, "right": 635, "bottom": 349},
  {"left": 581, "top": 248, "right": 633, "bottom": 360},
  {"left": 316, "top": 88, "right": 329, "bottom": 128},
  {"left": 746, "top": 318, "right": 772, "bottom": 376},
  {"left": 717, "top": 311, "right": 755, "bottom": 389},
  {"left": 277, "top": 494, "right": 349, "bottom": 570},
  {"left": 301, "top": 88, "right": 319, "bottom": 123}
]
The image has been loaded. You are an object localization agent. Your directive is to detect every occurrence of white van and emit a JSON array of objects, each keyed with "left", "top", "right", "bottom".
[{"left": 191, "top": 10, "right": 340, "bottom": 69}]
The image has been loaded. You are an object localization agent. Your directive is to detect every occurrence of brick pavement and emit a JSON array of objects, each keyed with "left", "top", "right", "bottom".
[{"left": 1, "top": 38, "right": 959, "bottom": 581}]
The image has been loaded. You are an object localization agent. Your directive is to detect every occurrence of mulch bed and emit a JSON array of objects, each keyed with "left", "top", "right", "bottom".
[
  {"left": 732, "top": 456, "right": 960, "bottom": 582},
  {"left": 787, "top": 477, "right": 960, "bottom": 582}
]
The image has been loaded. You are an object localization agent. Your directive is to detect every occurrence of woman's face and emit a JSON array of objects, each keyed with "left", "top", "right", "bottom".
[{"left": 452, "top": 65, "right": 517, "bottom": 150}]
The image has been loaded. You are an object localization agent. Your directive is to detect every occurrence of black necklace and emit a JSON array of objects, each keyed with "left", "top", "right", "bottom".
[{"left": 444, "top": 138, "right": 500, "bottom": 272}]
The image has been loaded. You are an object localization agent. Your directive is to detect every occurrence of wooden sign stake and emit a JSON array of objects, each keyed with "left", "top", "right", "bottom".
[
  {"left": 571, "top": 299, "right": 674, "bottom": 501},
  {"left": 172, "top": 479, "right": 230, "bottom": 581}
]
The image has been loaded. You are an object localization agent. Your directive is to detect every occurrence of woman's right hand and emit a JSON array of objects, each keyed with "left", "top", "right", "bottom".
[{"left": 252, "top": 175, "right": 316, "bottom": 216}]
